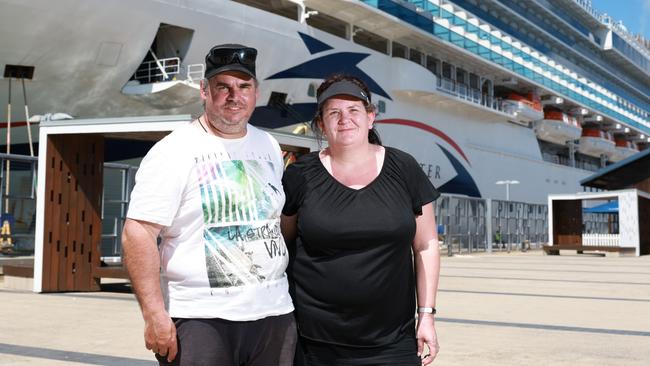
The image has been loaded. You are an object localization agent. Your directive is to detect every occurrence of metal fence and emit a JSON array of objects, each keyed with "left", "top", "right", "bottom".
[
  {"left": 0, "top": 153, "right": 137, "bottom": 259},
  {"left": 436, "top": 195, "right": 548, "bottom": 255}
]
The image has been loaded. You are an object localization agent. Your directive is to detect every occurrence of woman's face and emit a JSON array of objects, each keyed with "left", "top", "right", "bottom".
[{"left": 319, "top": 95, "right": 375, "bottom": 148}]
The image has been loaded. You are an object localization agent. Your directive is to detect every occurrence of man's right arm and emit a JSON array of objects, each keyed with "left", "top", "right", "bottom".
[{"left": 122, "top": 218, "right": 177, "bottom": 362}]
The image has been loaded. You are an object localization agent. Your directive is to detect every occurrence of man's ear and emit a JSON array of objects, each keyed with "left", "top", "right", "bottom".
[{"left": 200, "top": 79, "right": 209, "bottom": 101}]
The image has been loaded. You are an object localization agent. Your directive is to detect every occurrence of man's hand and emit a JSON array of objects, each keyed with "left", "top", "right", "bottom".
[
  {"left": 416, "top": 313, "right": 439, "bottom": 365},
  {"left": 144, "top": 311, "right": 178, "bottom": 362}
]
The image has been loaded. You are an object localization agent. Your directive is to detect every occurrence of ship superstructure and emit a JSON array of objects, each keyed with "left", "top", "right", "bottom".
[{"left": 1, "top": 0, "right": 649, "bottom": 205}]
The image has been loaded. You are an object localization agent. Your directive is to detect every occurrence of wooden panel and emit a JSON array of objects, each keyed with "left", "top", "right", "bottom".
[
  {"left": 633, "top": 179, "right": 650, "bottom": 196},
  {"left": 552, "top": 200, "right": 582, "bottom": 246},
  {"left": 41, "top": 134, "right": 103, "bottom": 292},
  {"left": 3, "top": 264, "right": 34, "bottom": 278},
  {"left": 60, "top": 136, "right": 73, "bottom": 291},
  {"left": 43, "top": 136, "right": 63, "bottom": 291},
  {"left": 639, "top": 197, "right": 650, "bottom": 256}
]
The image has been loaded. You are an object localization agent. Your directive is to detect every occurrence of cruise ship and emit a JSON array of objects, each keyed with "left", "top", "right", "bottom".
[{"left": 1, "top": 0, "right": 650, "bottom": 252}]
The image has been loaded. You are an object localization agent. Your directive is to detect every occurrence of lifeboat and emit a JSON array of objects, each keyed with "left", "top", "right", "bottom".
[
  {"left": 501, "top": 92, "right": 544, "bottom": 122},
  {"left": 577, "top": 128, "right": 616, "bottom": 158},
  {"left": 609, "top": 138, "right": 639, "bottom": 162},
  {"left": 533, "top": 110, "right": 582, "bottom": 145}
]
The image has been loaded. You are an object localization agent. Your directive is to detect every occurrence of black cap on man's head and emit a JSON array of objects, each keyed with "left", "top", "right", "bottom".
[{"left": 205, "top": 44, "right": 257, "bottom": 79}]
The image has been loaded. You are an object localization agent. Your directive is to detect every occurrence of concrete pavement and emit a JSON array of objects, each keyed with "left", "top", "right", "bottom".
[{"left": 2, "top": 250, "right": 650, "bottom": 365}]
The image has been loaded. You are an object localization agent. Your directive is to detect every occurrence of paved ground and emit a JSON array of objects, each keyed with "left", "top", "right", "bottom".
[{"left": 2, "top": 250, "right": 650, "bottom": 365}]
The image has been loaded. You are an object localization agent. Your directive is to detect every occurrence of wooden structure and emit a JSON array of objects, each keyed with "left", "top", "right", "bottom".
[
  {"left": 545, "top": 148, "right": 650, "bottom": 256},
  {"left": 32, "top": 115, "right": 318, "bottom": 292}
]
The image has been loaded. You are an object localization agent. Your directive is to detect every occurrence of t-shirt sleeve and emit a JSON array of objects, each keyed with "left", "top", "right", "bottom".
[
  {"left": 402, "top": 150, "right": 440, "bottom": 215},
  {"left": 282, "top": 161, "right": 306, "bottom": 216},
  {"left": 126, "top": 138, "right": 190, "bottom": 226},
  {"left": 265, "top": 132, "right": 285, "bottom": 180}
]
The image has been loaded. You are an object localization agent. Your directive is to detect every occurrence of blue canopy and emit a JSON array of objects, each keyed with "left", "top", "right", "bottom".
[{"left": 583, "top": 201, "right": 618, "bottom": 214}]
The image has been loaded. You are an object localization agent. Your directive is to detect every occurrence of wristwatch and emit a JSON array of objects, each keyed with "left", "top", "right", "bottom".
[{"left": 417, "top": 307, "right": 437, "bottom": 314}]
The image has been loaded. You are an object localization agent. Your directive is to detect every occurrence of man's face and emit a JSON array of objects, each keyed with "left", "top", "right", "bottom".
[{"left": 200, "top": 71, "right": 258, "bottom": 138}]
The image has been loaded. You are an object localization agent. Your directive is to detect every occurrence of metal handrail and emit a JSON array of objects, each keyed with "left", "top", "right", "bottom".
[
  {"left": 186, "top": 63, "right": 205, "bottom": 83},
  {"left": 132, "top": 57, "right": 181, "bottom": 84}
]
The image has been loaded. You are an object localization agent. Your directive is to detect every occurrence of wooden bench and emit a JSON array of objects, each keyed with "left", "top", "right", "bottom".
[{"left": 543, "top": 244, "right": 632, "bottom": 255}]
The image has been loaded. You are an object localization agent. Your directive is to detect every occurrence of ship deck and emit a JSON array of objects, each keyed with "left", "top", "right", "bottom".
[{"left": 2, "top": 251, "right": 650, "bottom": 365}]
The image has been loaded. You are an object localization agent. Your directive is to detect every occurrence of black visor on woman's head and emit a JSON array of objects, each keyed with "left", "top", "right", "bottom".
[{"left": 317, "top": 80, "right": 370, "bottom": 107}]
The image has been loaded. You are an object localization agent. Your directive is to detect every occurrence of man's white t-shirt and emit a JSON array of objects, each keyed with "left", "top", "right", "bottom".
[{"left": 127, "top": 123, "right": 293, "bottom": 320}]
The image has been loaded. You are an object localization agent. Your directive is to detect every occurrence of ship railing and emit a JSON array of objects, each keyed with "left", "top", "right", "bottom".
[
  {"left": 436, "top": 76, "right": 501, "bottom": 111},
  {"left": 186, "top": 63, "right": 205, "bottom": 84},
  {"left": 571, "top": 0, "right": 601, "bottom": 21},
  {"left": 132, "top": 57, "right": 181, "bottom": 84},
  {"left": 581, "top": 233, "right": 620, "bottom": 247}
]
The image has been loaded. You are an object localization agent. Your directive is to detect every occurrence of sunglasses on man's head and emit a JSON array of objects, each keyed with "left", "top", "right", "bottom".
[{"left": 208, "top": 47, "right": 257, "bottom": 66}]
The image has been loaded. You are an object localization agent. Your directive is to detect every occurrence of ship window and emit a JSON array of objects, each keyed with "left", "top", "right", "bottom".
[
  {"left": 232, "top": 0, "right": 298, "bottom": 21},
  {"left": 409, "top": 48, "right": 423, "bottom": 65},
  {"left": 377, "top": 100, "right": 386, "bottom": 113},
  {"left": 307, "top": 83, "right": 317, "bottom": 97},
  {"left": 469, "top": 73, "right": 480, "bottom": 89},
  {"left": 456, "top": 68, "right": 467, "bottom": 85},
  {"left": 426, "top": 56, "right": 440, "bottom": 75},
  {"left": 306, "top": 9, "right": 348, "bottom": 40},
  {"left": 442, "top": 62, "right": 454, "bottom": 80},
  {"left": 353, "top": 26, "right": 388, "bottom": 54},
  {"left": 392, "top": 42, "right": 408, "bottom": 59}
]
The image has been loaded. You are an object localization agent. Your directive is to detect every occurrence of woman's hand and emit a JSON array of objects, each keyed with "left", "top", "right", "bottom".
[{"left": 417, "top": 313, "right": 439, "bottom": 365}]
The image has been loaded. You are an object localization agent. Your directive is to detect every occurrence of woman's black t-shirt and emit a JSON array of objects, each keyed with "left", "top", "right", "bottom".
[{"left": 282, "top": 147, "right": 439, "bottom": 347}]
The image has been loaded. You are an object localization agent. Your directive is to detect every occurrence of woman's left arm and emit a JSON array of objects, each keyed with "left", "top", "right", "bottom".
[{"left": 413, "top": 202, "right": 441, "bottom": 365}]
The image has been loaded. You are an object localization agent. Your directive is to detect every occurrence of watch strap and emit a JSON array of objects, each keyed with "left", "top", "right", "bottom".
[{"left": 417, "top": 307, "right": 436, "bottom": 314}]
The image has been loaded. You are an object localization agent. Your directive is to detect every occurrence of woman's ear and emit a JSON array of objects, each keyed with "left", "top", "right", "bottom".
[{"left": 367, "top": 109, "right": 376, "bottom": 127}]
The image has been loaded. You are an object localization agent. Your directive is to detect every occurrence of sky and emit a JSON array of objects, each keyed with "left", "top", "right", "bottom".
[{"left": 590, "top": 0, "right": 650, "bottom": 40}]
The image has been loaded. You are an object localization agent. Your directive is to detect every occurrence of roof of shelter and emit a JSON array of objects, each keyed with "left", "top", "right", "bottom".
[{"left": 581, "top": 148, "right": 650, "bottom": 190}]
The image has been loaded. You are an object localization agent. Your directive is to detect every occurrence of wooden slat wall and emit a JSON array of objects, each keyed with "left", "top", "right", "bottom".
[
  {"left": 552, "top": 200, "right": 582, "bottom": 246},
  {"left": 41, "top": 134, "right": 104, "bottom": 292},
  {"left": 633, "top": 178, "right": 650, "bottom": 195}
]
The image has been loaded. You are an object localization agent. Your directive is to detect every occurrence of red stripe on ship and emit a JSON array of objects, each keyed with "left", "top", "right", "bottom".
[
  {"left": 375, "top": 119, "right": 470, "bottom": 165},
  {"left": 0, "top": 121, "right": 38, "bottom": 128}
]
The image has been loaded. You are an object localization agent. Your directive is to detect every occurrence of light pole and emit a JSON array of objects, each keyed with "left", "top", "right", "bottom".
[{"left": 495, "top": 180, "right": 520, "bottom": 201}]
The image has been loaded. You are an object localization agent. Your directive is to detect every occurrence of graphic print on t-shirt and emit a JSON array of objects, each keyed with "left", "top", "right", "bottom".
[{"left": 196, "top": 159, "right": 287, "bottom": 288}]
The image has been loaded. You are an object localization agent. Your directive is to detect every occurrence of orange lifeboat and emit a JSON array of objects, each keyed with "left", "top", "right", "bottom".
[
  {"left": 502, "top": 92, "right": 544, "bottom": 122},
  {"left": 577, "top": 128, "right": 616, "bottom": 158},
  {"left": 610, "top": 138, "right": 639, "bottom": 162},
  {"left": 533, "top": 110, "right": 582, "bottom": 145}
]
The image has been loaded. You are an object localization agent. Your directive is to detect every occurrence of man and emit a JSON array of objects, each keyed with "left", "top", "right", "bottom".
[{"left": 122, "top": 44, "right": 295, "bottom": 365}]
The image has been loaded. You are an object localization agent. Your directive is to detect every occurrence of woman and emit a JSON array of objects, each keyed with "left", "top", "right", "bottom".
[{"left": 281, "top": 74, "right": 441, "bottom": 365}]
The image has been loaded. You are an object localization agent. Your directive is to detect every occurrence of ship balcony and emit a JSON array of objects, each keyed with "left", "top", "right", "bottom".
[
  {"left": 361, "top": 0, "right": 650, "bottom": 136},
  {"left": 432, "top": 76, "right": 507, "bottom": 114},
  {"left": 121, "top": 57, "right": 204, "bottom": 109}
]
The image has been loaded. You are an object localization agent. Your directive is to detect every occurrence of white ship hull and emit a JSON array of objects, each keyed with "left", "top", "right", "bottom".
[{"left": 0, "top": 0, "right": 595, "bottom": 204}]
